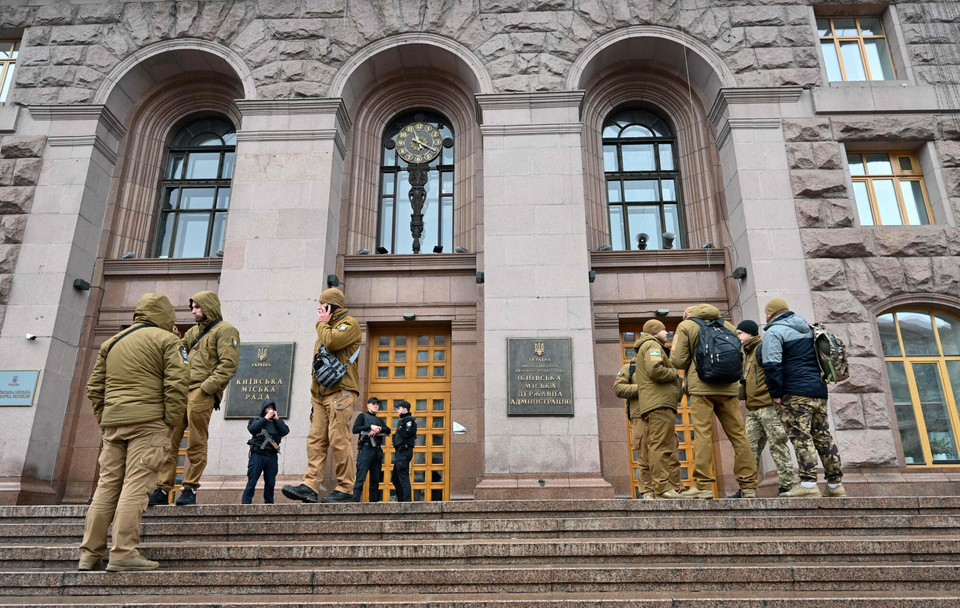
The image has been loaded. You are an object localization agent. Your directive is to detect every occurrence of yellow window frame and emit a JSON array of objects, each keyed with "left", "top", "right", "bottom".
[
  {"left": 882, "top": 309, "right": 960, "bottom": 467},
  {"left": 848, "top": 151, "right": 933, "bottom": 226},
  {"left": 818, "top": 16, "right": 896, "bottom": 81}
]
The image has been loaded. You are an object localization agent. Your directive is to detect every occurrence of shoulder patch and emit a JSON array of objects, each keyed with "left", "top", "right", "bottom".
[
  {"left": 617, "top": 370, "right": 624, "bottom": 375},
  {"left": 178, "top": 346, "right": 189, "bottom": 363},
  {"left": 649, "top": 349, "right": 661, "bottom": 357},
  {"left": 337, "top": 324, "right": 349, "bottom": 331}
]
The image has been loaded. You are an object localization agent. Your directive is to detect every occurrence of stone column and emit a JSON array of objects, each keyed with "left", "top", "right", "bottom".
[
  {"left": 709, "top": 87, "right": 815, "bottom": 323},
  {"left": 474, "top": 92, "right": 613, "bottom": 499},
  {"left": 0, "top": 105, "right": 123, "bottom": 504},
  {"left": 205, "top": 99, "right": 351, "bottom": 490}
]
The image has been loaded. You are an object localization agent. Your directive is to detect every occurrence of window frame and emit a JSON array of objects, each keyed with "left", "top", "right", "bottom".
[
  {"left": 0, "top": 39, "right": 19, "bottom": 103},
  {"left": 602, "top": 109, "right": 685, "bottom": 251},
  {"left": 847, "top": 150, "right": 933, "bottom": 227},
  {"left": 377, "top": 111, "right": 455, "bottom": 255},
  {"left": 879, "top": 309, "right": 960, "bottom": 467},
  {"left": 154, "top": 117, "right": 236, "bottom": 259},
  {"left": 817, "top": 15, "right": 897, "bottom": 82}
]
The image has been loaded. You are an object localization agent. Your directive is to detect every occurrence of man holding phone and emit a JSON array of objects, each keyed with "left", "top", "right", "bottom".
[{"left": 282, "top": 287, "right": 362, "bottom": 504}]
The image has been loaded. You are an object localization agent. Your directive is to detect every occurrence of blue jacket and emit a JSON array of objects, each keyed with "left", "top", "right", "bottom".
[{"left": 761, "top": 311, "right": 828, "bottom": 400}]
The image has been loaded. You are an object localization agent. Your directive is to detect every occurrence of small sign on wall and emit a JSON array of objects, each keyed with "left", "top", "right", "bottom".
[
  {"left": 506, "top": 338, "right": 574, "bottom": 416},
  {"left": 224, "top": 343, "right": 296, "bottom": 419},
  {"left": 0, "top": 371, "right": 40, "bottom": 406}
]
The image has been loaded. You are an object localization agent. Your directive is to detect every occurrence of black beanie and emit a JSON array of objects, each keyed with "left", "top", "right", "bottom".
[{"left": 737, "top": 320, "right": 759, "bottom": 336}]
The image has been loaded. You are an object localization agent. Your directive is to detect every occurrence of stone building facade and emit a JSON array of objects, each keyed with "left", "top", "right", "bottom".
[{"left": 0, "top": 0, "right": 958, "bottom": 504}]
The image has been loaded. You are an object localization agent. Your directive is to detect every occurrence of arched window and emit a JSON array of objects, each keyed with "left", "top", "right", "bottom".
[
  {"left": 879, "top": 309, "right": 960, "bottom": 465},
  {"left": 378, "top": 111, "right": 454, "bottom": 254},
  {"left": 602, "top": 109, "right": 683, "bottom": 250},
  {"left": 155, "top": 117, "right": 236, "bottom": 258}
]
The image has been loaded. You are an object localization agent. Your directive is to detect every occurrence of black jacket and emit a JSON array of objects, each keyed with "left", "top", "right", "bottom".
[
  {"left": 353, "top": 411, "right": 390, "bottom": 449},
  {"left": 392, "top": 411, "right": 418, "bottom": 450},
  {"left": 247, "top": 400, "right": 290, "bottom": 454},
  {"left": 761, "top": 312, "right": 828, "bottom": 400}
]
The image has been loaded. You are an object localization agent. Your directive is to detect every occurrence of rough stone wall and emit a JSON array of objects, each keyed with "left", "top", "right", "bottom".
[
  {"left": 0, "top": 0, "right": 859, "bottom": 103},
  {"left": 786, "top": 115, "right": 960, "bottom": 467},
  {"left": 0, "top": 135, "right": 46, "bottom": 329}
]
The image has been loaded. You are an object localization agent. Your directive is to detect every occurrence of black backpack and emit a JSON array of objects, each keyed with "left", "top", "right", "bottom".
[{"left": 691, "top": 318, "right": 743, "bottom": 384}]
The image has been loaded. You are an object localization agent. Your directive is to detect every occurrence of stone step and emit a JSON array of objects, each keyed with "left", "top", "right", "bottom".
[
  {"left": 1, "top": 591, "right": 959, "bottom": 608},
  {"left": 4, "top": 536, "right": 959, "bottom": 570},
  {"left": 3, "top": 496, "right": 958, "bottom": 524},
  {"left": 3, "top": 563, "right": 960, "bottom": 597},
  {"left": 6, "top": 513, "right": 959, "bottom": 544}
]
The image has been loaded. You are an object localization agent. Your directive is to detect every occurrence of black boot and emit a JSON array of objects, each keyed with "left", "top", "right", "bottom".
[
  {"left": 147, "top": 489, "right": 168, "bottom": 506},
  {"left": 175, "top": 487, "right": 196, "bottom": 505},
  {"left": 320, "top": 490, "right": 353, "bottom": 503},
  {"left": 281, "top": 484, "right": 319, "bottom": 503}
]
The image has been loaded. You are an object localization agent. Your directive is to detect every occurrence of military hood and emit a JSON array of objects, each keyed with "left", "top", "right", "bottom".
[
  {"left": 765, "top": 311, "right": 811, "bottom": 336},
  {"left": 634, "top": 333, "right": 664, "bottom": 351},
  {"left": 133, "top": 293, "right": 176, "bottom": 331},
  {"left": 190, "top": 291, "right": 223, "bottom": 324},
  {"left": 260, "top": 399, "right": 277, "bottom": 418},
  {"left": 687, "top": 303, "right": 722, "bottom": 321}
]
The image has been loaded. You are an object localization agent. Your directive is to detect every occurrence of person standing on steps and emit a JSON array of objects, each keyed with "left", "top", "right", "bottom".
[
  {"left": 149, "top": 291, "right": 240, "bottom": 507},
  {"left": 391, "top": 399, "right": 418, "bottom": 502},
  {"left": 282, "top": 287, "right": 362, "bottom": 504},
  {"left": 79, "top": 293, "right": 188, "bottom": 572},
  {"left": 352, "top": 397, "right": 390, "bottom": 502},
  {"left": 242, "top": 399, "right": 290, "bottom": 504}
]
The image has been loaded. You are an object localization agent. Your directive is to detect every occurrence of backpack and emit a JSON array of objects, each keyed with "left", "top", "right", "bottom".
[
  {"left": 810, "top": 323, "right": 849, "bottom": 383},
  {"left": 691, "top": 318, "right": 743, "bottom": 384},
  {"left": 312, "top": 343, "right": 361, "bottom": 389}
]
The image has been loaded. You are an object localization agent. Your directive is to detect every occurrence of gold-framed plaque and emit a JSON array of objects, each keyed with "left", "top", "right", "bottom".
[
  {"left": 506, "top": 338, "right": 574, "bottom": 416},
  {"left": 224, "top": 342, "right": 295, "bottom": 419}
]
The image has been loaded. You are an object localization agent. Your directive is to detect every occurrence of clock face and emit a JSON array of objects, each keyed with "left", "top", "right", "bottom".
[{"left": 396, "top": 122, "right": 443, "bottom": 164}]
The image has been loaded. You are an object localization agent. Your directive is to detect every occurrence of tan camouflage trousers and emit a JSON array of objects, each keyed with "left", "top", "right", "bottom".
[
  {"left": 745, "top": 405, "right": 796, "bottom": 490},
  {"left": 778, "top": 395, "right": 843, "bottom": 484}
]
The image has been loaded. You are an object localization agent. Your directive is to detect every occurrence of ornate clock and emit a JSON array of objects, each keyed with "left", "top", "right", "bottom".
[{"left": 395, "top": 122, "right": 443, "bottom": 164}]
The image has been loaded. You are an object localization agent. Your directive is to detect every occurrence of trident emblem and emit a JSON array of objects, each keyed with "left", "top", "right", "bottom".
[
  {"left": 257, "top": 348, "right": 268, "bottom": 361},
  {"left": 534, "top": 342, "right": 545, "bottom": 356}
]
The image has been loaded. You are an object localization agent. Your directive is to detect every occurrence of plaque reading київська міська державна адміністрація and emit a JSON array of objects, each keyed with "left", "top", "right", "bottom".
[{"left": 506, "top": 338, "right": 574, "bottom": 416}]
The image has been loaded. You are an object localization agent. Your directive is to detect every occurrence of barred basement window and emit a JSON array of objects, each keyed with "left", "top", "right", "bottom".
[
  {"left": 602, "top": 109, "right": 684, "bottom": 251},
  {"left": 0, "top": 40, "right": 18, "bottom": 102},
  {"left": 879, "top": 310, "right": 960, "bottom": 466},
  {"left": 155, "top": 117, "right": 236, "bottom": 258},
  {"left": 818, "top": 16, "right": 896, "bottom": 82},
  {"left": 848, "top": 151, "right": 932, "bottom": 226}
]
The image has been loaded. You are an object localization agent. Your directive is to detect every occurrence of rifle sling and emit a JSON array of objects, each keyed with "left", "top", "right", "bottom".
[{"left": 188, "top": 319, "right": 221, "bottom": 353}]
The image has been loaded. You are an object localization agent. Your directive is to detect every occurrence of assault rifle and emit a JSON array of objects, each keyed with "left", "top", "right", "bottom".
[{"left": 256, "top": 429, "right": 280, "bottom": 453}]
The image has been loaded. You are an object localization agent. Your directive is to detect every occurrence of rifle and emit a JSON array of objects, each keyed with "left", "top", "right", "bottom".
[
  {"left": 256, "top": 429, "right": 280, "bottom": 453},
  {"left": 359, "top": 430, "right": 381, "bottom": 449}
]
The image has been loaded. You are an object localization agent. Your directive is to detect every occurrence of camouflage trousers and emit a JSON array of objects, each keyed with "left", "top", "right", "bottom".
[
  {"left": 746, "top": 405, "right": 796, "bottom": 490},
  {"left": 778, "top": 395, "right": 843, "bottom": 484}
]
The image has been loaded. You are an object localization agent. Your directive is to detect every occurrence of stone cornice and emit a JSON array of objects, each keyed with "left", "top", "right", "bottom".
[
  {"left": 102, "top": 258, "right": 223, "bottom": 277},
  {"left": 47, "top": 134, "right": 119, "bottom": 166},
  {"left": 475, "top": 91, "right": 585, "bottom": 111},
  {"left": 236, "top": 128, "right": 346, "bottom": 157},
  {"left": 27, "top": 104, "right": 127, "bottom": 140},
  {"left": 479, "top": 123, "right": 582, "bottom": 137},
  {"left": 589, "top": 248, "right": 727, "bottom": 271},
  {"left": 236, "top": 98, "right": 352, "bottom": 130},
  {"left": 707, "top": 86, "right": 803, "bottom": 126},
  {"left": 715, "top": 117, "right": 782, "bottom": 150},
  {"left": 343, "top": 253, "right": 477, "bottom": 274}
]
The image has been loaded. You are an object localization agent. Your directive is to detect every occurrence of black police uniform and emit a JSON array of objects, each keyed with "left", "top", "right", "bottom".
[
  {"left": 391, "top": 411, "right": 418, "bottom": 502},
  {"left": 351, "top": 410, "right": 390, "bottom": 502}
]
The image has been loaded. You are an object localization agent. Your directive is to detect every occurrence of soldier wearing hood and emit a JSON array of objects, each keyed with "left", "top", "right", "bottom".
[
  {"left": 242, "top": 399, "right": 290, "bottom": 504},
  {"left": 671, "top": 303, "right": 758, "bottom": 499},
  {"left": 79, "top": 293, "right": 188, "bottom": 572},
  {"left": 283, "top": 287, "right": 362, "bottom": 504},
  {"left": 150, "top": 291, "right": 240, "bottom": 506}
]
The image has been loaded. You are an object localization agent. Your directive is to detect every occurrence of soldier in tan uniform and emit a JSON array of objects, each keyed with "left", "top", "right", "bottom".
[
  {"left": 283, "top": 287, "right": 362, "bottom": 504},
  {"left": 615, "top": 320, "right": 685, "bottom": 499},
  {"left": 671, "top": 304, "right": 758, "bottom": 499},
  {"left": 150, "top": 291, "right": 239, "bottom": 506},
  {"left": 79, "top": 293, "right": 188, "bottom": 571}
]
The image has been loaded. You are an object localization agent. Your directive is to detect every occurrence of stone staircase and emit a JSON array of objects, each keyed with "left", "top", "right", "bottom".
[{"left": 1, "top": 497, "right": 959, "bottom": 607}]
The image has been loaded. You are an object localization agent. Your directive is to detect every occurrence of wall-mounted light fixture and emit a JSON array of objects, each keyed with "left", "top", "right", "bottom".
[
  {"left": 402, "top": 313, "right": 416, "bottom": 321},
  {"left": 588, "top": 270, "right": 596, "bottom": 283},
  {"left": 326, "top": 274, "right": 340, "bottom": 288},
  {"left": 73, "top": 278, "right": 91, "bottom": 291},
  {"left": 732, "top": 266, "right": 748, "bottom": 280},
  {"left": 476, "top": 271, "right": 484, "bottom": 284},
  {"left": 655, "top": 308, "right": 670, "bottom": 317}
]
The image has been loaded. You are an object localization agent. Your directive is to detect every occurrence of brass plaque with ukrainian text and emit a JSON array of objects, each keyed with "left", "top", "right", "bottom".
[
  {"left": 224, "top": 342, "right": 295, "bottom": 419},
  {"left": 507, "top": 338, "right": 574, "bottom": 416}
]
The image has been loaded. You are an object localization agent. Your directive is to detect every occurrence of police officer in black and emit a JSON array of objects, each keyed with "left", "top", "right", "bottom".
[
  {"left": 390, "top": 399, "right": 418, "bottom": 502},
  {"left": 351, "top": 397, "right": 390, "bottom": 502}
]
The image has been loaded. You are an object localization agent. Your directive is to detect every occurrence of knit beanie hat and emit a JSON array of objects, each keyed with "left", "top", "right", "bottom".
[
  {"left": 643, "top": 319, "right": 666, "bottom": 335},
  {"left": 319, "top": 287, "right": 345, "bottom": 308},
  {"left": 764, "top": 298, "right": 789, "bottom": 319},
  {"left": 736, "top": 320, "right": 760, "bottom": 336}
]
